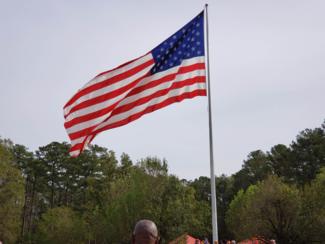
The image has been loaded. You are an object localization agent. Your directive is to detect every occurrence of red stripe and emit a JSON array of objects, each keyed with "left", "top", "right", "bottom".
[
  {"left": 94, "top": 53, "right": 149, "bottom": 78},
  {"left": 64, "top": 100, "right": 119, "bottom": 129},
  {"left": 68, "top": 124, "right": 98, "bottom": 140},
  {"left": 70, "top": 89, "right": 206, "bottom": 154},
  {"left": 92, "top": 89, "right": 207, "bottom": 136},
  {"left": 64, "top": 72, "right": 150, "bottom": 119},
  {"left": 64, "top": 58, "right": 154, "bottom": 109},
  {"left": 68, "top": 88, "right": 206, "bottom": 142},
  {"left": 65, "top": 75, "right": 205, "bottom": 129},
  {"left": 128, "top": 63, "right": 205, "bottom": 97},
  {"left": 70, "top": 143, "right": 83, "bottom": 152},
  {"left": 112, "top": 77, "right": 206, "bottom": 115}
]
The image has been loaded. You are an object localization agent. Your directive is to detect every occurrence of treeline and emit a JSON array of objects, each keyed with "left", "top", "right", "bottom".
[{"left": 0, "top": 121, "right": 324, "bottom": 243}]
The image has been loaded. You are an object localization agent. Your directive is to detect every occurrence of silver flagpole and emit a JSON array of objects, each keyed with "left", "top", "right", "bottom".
[{"left": 204, "top": 4, "right": 219, "bottom": 242}]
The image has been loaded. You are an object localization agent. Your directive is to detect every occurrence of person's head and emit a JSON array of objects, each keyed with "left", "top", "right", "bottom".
[{"left": 132, "top": 219, "right": 159, "bottom": 244}]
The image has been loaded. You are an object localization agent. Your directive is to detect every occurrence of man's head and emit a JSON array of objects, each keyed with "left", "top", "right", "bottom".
[{"left": 132, "top": 219, "right": 159, "bottom": 244}]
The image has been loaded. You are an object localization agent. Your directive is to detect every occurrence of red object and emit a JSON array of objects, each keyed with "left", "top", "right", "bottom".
[
  {"left": 187, "top": 235, "right": 200, "bottom": 244},
  {"left": 169, "top": 234, "right": 202, "bottom": 244}
]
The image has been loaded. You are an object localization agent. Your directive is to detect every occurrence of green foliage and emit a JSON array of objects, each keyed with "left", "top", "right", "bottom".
[
  {"left": 0, "top": 140, "right": 25, "bottom": 244},
  {"left": 36, "top": 207, "right": 86, "bottom": 244},
  {"left": 233, "top": 150, "right": 272, "bottom": 193},
  {"left": 299, "top": 167, "right": 325, "bottom": 242},
  {"left": 290, "top": 126, "right": 325, "bottom": 186},
  {"left": 226, "top": 176, "right": 301, "bottom": 243}
]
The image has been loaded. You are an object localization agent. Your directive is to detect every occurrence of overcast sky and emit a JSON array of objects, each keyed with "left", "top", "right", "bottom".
[{"left": 1, "top": 0, "right": 324, "bottom": 180}]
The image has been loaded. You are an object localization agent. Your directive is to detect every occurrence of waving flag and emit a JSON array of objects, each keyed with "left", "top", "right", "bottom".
[{"left": 64, "top": 11, "right": 206, "bottom": 156}]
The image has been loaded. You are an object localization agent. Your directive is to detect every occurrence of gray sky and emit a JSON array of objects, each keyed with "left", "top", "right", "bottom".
[{"left": 1, "top": 0, "right": 324, "bottom": 180}]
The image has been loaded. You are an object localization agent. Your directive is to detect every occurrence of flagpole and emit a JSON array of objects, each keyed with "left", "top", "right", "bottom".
[{"left": 204, "top": 4, "right": 219, "bottom": 242}]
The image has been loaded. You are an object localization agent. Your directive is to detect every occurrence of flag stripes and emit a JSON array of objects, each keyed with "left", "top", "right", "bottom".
[{"left": 65, "top": 56, "right": 206, "bottom": 156}]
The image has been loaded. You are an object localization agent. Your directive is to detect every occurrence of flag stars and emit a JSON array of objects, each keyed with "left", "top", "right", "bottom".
[{"left": 151, "top": 12, "right": 204, "bottom": 73}]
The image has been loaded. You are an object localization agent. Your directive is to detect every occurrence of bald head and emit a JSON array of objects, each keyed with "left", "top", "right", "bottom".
[{"left": 132, "top": 219, "right": 159, "bottom": 244}]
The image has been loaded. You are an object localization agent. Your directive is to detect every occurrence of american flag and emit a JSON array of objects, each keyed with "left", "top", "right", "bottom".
[{"left": 64, "top": 11, "right": 206, "bottom": 156}]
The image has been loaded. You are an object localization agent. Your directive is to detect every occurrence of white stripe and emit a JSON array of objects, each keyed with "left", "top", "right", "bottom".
[
  {"left": 64, "top": 53, "right": 154, "bottom": 116},
  {"left": 69, "top": 150, "right": 80, "bottom": 157},
  {"left": 70, "top": 136, "right": 86, "bottom": 146},
  {"left": 65, "top": 56, "right": 204, "bottom": 123},
  {"left": 67, "top": 112, "right": 108, "bottom": 134},
  {"left": 82, "top": 53, "right": 153, "bottom": 90},
  {"left": 119, "top": 69, "right": 205, "bottom": 107},
  {"left": 95, "top": 82, "right": 206, "bottom": 131},
  {"left": 144, "top": 56, "right": 205, "bottom": 81},
  {"left": 64, "top": 61, "right": 154, "bottom": 120},
  {"left": 65, "top": 89, "right": 125, "bottom": 123}
]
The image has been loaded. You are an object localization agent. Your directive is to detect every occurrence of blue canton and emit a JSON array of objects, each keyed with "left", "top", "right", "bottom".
[{"left": 151, "top": 11, "right": 204, "bottom": 74}]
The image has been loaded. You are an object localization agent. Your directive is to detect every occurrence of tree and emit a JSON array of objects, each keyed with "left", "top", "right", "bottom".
[
  {"left": 226, "top": 176, "right": 301, "bottom": 243},
  {"left": 0, "top": 140, "right": 25, "bottom": 243},
  {"left": 233, "top": 150, "right": 272, "bottom": 193},
  {"left": 36, "top": 207, "right": 86, "bottom": 244},
  {"left": 299, "top": 167, "right": 325, "bottom": 243},
  {"left": 267, "top": 144, "right": 295, "bottom": 183},
  {"left": 290, "top": 125, "right": 325, "bottom": 186}
]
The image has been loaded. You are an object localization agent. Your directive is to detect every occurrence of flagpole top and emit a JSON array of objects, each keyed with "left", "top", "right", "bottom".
[{"left": 205, "top": 3, "right": 208, "bottom": 7}]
